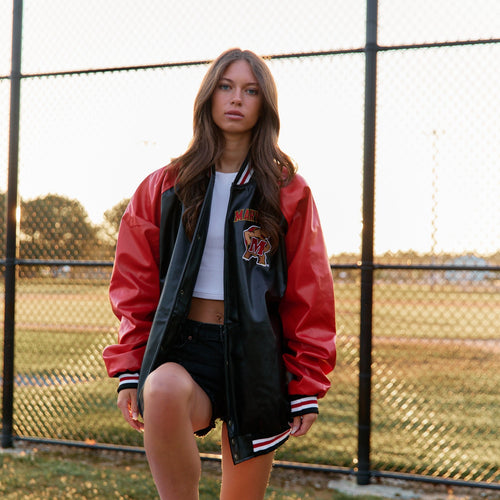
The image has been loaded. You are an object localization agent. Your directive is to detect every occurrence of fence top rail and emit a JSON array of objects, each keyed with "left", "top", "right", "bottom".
[
  {"left": 0, "top": 259, "right": 113, "bottom": 267},
  {"left": 330, "top": 263, "right": 500, "bottom": 272},
  {"left": 1, "top": 38, "right": 498, "bottom": 81},
  {"left": 2, "top": 259, "right": 499, "bottom": 272}
]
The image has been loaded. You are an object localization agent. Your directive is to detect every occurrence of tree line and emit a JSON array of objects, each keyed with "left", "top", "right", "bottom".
[
  {"left": 0, "top": 192, "right": 129, "bottom": 262},
  {"left": 2, "top": 192, "right": 499, "bottom": 269}
]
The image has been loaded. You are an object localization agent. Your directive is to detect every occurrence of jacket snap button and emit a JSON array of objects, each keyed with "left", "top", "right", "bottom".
[{"left": 179, "top": 289, "right": 184, "bottom": 295}]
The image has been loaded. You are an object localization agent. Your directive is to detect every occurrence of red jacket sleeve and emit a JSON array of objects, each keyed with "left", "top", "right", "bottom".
[
  {"left": 102, "top": 167, "right": 168, "bottom": 378},
  {"left": 279, "top": 174, "right": 336, "bottom": 399}
]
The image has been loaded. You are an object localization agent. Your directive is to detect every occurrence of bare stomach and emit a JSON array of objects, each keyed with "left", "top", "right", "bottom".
[{"left": 188, "top": 297, "right": 225, "bottom": 325}]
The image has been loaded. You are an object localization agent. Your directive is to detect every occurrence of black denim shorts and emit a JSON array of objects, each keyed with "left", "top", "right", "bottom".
[{"left": 157, "top": 319, "right": 227, "bottom": 436}]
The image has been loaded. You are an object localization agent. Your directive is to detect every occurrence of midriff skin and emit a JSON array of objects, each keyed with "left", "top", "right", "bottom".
[{"left": 188, "top": 297, "right": 225, "bottom": 325}]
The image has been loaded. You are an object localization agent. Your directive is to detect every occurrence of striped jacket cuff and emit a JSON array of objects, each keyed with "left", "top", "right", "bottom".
[
  {"left": 117, "top": 372, "right": 139, "bottom": 392},
  {"left": 290, "top": 396, "right": 319, "bottom": 416},
  {"left": 252, "top": 428, "right": 291, "bottom": 455}
]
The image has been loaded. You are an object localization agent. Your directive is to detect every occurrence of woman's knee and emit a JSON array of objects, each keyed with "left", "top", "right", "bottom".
[
  {"left": 143, "top": 362, "right": 212, "bottom": 433},
  {"left": 143, "top": 363, "right": 194, "bottom": 409}
]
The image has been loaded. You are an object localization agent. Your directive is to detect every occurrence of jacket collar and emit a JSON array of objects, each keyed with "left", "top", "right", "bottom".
[
  {"left": 235, "top": 160, "right": 253, "bottom": 185},
  {"left": 211, "top": 156, "right": 253, "bottom": 185}
]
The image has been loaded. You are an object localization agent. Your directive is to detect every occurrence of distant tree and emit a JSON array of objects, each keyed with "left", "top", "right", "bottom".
[
  {"left": 102, "top": 198, "right": 130, "bottom": 244},
  {"left": 19, "top": 194, "right": 97, "bottom": 260}
]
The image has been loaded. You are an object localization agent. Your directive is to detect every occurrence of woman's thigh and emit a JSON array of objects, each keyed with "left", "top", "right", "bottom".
[
  {"left": 143, "top": 362, "right": 213, "bottom": 433},
  {"left": 220, "top": 423, "right": 274, "bottom": 500}
]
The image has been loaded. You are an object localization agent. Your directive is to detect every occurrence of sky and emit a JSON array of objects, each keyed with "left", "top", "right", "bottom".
[{"left": 1, "top": 0, "right": 499, "bottom": 256}]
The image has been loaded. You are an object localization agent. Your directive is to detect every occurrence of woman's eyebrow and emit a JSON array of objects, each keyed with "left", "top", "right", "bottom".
[{"left": 219, "top": 77, "right": 259, "bottom": 86}]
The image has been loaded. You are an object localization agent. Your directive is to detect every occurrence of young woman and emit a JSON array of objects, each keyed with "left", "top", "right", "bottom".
[{"left": 103, "top": 48, "right": 336, "bottom": 500}]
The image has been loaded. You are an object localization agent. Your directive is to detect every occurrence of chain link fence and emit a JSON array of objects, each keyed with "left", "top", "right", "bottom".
[{"left": 1, "top": 0, "right": 499, "bottom": 490}]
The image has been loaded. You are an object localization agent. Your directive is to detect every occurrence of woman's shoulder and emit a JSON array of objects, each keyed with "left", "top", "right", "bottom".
[
  {"left": 124, "top": 163, "right": 179, "bottom": 221},
  {"left": 279, "top": 172, "right": 314, "bottom": 222},
  {"left": 135, "top": 162, "right": 179, "bottom": 197},
  {"left": 281, "top": 172, "right": 310, "bottom": 196}
]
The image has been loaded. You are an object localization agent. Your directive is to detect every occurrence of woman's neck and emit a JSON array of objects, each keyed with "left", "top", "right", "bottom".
[{"left": 216, "top": 136, "right": 250, "bottom": 173}]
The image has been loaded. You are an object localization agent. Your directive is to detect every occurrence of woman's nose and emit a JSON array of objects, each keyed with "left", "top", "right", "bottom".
[{"left": 231, "top": 89, "right": 242, "bottom": 104}]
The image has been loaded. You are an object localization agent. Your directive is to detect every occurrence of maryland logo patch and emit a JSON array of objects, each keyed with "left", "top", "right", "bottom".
[{"left": 242, "top": 225, "right": 271, "bottom": 267}]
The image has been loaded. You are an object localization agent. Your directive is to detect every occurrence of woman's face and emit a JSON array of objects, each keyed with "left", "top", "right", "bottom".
[{"left": 211, "top": 59, "right": 263, "bottom": 139}]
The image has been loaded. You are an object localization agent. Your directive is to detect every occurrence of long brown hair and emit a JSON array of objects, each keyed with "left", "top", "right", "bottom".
[{"left": 174, "top": 48, "right": 296, "bottom": 247}]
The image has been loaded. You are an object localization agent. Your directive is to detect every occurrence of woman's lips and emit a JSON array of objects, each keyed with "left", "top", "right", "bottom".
[{"left": 225, "top": 110, "right": 244, "bottom": 119}]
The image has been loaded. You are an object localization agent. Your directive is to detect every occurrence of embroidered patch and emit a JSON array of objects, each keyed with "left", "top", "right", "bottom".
[
  {"left": 234, "top": 208, "right": 258, "bottom": 223},
  {"left": 242, "top": 225, "right": 271, "bottom": 267}
]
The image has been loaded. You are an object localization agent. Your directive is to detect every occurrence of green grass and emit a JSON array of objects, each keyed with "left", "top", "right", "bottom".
[
  {"left": 0, "top": 447, "right": 388, "bottom": 500},
  {"left": 338, "top": 281, "right": 500, "bottom": 339},
  {"left": 2, "top": 280, "right": 499, "bottom": 484}
]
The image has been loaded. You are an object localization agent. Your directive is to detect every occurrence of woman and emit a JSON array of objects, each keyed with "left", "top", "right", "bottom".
[{"left": 103, "top": 48, "right": 336, "bottom": 500}]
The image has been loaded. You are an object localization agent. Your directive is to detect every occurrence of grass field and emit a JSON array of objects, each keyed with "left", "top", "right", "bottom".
[
  {"left": 1, "top": 444, "right": 393, "bottom": 500},
  {"left": 1, "top": 279, "right": 499, "bottom": 485}
]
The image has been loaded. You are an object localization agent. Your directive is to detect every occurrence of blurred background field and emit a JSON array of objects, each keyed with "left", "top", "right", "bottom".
[{"left": 3, "top": 279, "right": 498, "bottom": 482}]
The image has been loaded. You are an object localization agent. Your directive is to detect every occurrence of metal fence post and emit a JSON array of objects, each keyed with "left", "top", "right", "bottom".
[
  {"left": 2, "top": 0, "right": 23, "bottom": 449},
  {"left": 357, "top": 0, "right": 378, "bottom": 485}
]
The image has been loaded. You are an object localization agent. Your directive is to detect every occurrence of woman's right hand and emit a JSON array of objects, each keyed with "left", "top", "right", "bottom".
[{"left": 117, "top": 388, "right": 144, "bottom": 432}]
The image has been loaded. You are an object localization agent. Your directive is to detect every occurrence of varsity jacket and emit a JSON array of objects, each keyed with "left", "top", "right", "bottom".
[{"left": 103, "top": 161, "right": 336, "bottom": 464}]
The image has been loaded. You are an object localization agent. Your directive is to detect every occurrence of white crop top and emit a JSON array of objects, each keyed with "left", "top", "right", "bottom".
[{"left": 192, "top": 171, "right": 238, "bottom": 300}]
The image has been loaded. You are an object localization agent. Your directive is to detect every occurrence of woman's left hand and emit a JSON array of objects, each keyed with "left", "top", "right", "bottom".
[{"left": 290, "top": 413, "right": 317, "bottom": 437}]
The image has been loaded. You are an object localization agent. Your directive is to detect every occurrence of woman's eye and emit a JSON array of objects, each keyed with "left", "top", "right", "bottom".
[
  {"left": 219, "top": 84, "right": 230, "bottom": 91},
  {"left": 246, "top": 88, "right": 259, "bottom": 96}
]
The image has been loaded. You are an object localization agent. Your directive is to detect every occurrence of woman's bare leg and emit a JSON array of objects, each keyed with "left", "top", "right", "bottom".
[
  {"left": 220, "top": 423, "right": 274, "bottom": 500},
  {"left": 143, "top": 362, "right": 212, "bottom": 500}
]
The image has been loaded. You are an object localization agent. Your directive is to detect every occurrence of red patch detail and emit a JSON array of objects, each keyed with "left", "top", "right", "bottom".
[{"left": 242, "top": 225, "right": 271, "bottom": 267}]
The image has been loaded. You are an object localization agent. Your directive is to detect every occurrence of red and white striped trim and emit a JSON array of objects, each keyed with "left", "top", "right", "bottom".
[
  {"left": 236, "top": 163, "right": 253, "bottom": 185},
  {"left": 118, "top": 372, "right": 139, "bottom": 389},
  {"left": 252, "top": 428, "right": 291, "bottom": 453},
  {"left": 290, "top": 396, "right": 318, "bottom": 414}
]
